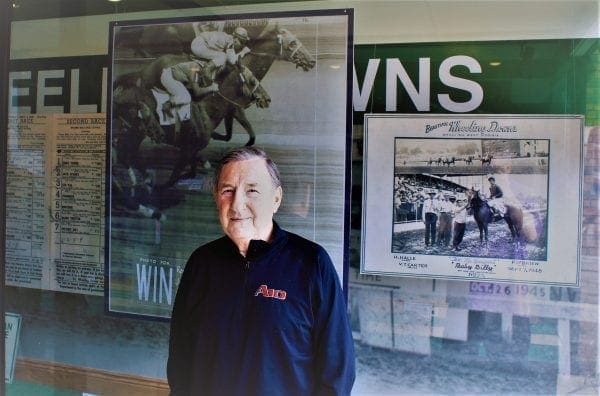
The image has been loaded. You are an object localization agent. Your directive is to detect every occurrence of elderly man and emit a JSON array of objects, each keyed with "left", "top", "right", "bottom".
[{"left": 168, "top": 147, "right": 355, "bottom": 395}]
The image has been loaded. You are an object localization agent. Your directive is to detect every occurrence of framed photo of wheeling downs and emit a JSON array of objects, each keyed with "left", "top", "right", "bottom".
[
  {"left": 106, "top": 9, "right": 354, "bottom": 319},
  {"left": 361, "top": 114, "right": 583, "bottom": 286}
]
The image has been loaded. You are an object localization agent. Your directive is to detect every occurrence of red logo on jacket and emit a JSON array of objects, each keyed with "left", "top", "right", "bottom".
[{"left": 254, "top": 284, "right": 287, "bottom": 300}]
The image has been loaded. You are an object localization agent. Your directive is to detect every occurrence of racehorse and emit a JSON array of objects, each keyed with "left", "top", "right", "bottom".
[
  {"left": 168, "top": 62, "right": 271, "bottom": 186},
  {"left": 468, "top": 189, "right": 524, "bottom": 244},
  {"left": 212, "top": 23, "right": 316, "bottom": 145},
  {"left": 111, "top": 78, "right": 169, "bottom": 213},
  {"left": 442, "top": 157, "right": 455, "bottom": 167},
  {"left": 112, "top": 59, "right": 270, "bottom": 196},
  {"left": 464, "top": 155, "right": 474, "bottom": 165},
  {"left": 480, "top": 154, "right": 493, "bottom": 167}
]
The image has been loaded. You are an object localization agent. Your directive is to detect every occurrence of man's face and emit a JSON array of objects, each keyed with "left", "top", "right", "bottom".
[{"left": 215, "top": 158, "right": 282, "bottom": 250}]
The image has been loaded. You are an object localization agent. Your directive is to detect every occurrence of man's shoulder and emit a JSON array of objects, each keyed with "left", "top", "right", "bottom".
[
  {"left": 188, "top": 236, "right": 231, "bottom": 261},
  {"left": 280, "top": 229, "right": 334, "bottom": 269},
  {"left": 282, "top": 229, "right": 322, "bottom": 252}
]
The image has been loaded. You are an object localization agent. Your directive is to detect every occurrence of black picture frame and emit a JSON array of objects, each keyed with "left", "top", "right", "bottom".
[{"left": 105, "top": 9, "right": 354, "bottom": 319}]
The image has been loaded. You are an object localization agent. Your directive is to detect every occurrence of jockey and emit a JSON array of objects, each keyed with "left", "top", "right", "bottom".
[
  {"left": 148, "top": 59, "right": 219, "bottom": 132},
  {"left": 487, "top": 176, "right": 506, "bottom": 217},
  {"left": 159, "top": 59, "right": 220, "bottom": 120},
  {"left": 140, "top": 55, "right": 220, "bottom": 134},
  {"left": 190, "top": 27, "right": 252, "bottom": 87}
]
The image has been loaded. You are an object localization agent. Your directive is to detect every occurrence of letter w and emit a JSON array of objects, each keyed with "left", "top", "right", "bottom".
[
  {"left": 353, "top": 59, "right": 380, "bottom": 112},
  {"left": 136, "top": 264, "right": 151, "bottom": 301}
]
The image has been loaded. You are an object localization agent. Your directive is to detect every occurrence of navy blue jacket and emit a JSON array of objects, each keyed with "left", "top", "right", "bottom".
[{"left": 168, "top": 223, "right": 355, "bottom": 395}]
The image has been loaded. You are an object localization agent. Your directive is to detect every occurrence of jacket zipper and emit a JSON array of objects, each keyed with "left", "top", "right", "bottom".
[{"left": 240, "top": 258, "right": 250, "bottom": 320}]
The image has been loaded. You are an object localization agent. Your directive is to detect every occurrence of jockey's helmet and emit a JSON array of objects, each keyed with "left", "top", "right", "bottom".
[{"left": 233, "top": 27, "right": 250, "bottom": 43}]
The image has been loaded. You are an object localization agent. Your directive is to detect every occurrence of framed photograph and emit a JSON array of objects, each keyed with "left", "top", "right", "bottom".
[
  {"left": 106, "top": 9, "right": 354, "bottom": 318},
  {"left": 361, "top": 114, "right": 583, "bottom": 286}
]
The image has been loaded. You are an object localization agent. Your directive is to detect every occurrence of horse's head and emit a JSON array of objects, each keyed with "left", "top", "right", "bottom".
[
  {"left": 238, "top": 66, "right": 271, "bottom": 108},
  {"left": 277, "top": 28, "right": 316, "bottom": 71},
  {"left": 466, "top": 188, "right": 484, "bottom": 208},
  {"left": 256, "top": 24, "right": 316, "bottom": 71}
]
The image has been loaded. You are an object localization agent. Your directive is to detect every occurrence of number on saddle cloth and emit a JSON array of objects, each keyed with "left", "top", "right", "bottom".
[{"left": 150, "top": 88, "right": 190, "bottom": 126}]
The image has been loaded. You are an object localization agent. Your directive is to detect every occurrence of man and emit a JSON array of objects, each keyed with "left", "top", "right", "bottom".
[
  {"left": 422, "top": 190, "right": 438, "bottom": 247},
  {"left": 487, "top": 176, "right": 506, "bottom": 218},
  {"left": 168, "top": 147, "right": 355, "bottom": 395},
  {"left": 437, "top": 194, "right": 454, "bottom": 247},
  {"left": 190, "top": 26, "right": 252, "bottom": 86},
  {"left": 451, "top": 197, "right": 470, "bottom": 251}
]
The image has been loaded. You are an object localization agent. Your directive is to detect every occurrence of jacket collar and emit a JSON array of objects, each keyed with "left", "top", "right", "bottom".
[{"left": 224, "top": 221, "right": 287, "bottom": 261}]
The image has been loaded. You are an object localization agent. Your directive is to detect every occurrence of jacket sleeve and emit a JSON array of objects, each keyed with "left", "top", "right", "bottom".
[{"left": 313, "top": 247, "right": 356, "bottom": 396}]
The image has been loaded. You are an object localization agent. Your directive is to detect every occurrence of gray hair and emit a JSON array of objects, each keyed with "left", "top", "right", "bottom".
[{"left": 213, "top": 146, "right": 281, "bottom": 194}]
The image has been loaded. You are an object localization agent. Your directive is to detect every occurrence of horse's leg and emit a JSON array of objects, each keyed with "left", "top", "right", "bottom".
[
  {"left": 224, "top": 111, "right": 235, "bottom": 141},
  {"left": 188, "top": 116, "right": 207, "bottom": 177},
  {"left": 232, "top": 108, "right": 256, "bottom": 146},
  {"left": 189, "top": 101, "right": 212, "bottom": 171},
  {"left": 161, "top": 121, "right": 196, "bottom": 187},
  {"left": 211, "top": 109, "right": 234, "bottom": 141},
  {"left": 163, "top": 125, "right": 176, "bottom": 145},
  {"left": 505, "top": 217, "right": 516, "bottom": 240},
  {"left": 480, "top": 225, "right": 485, "bottom": 243},
  {"left": 163, "top": 145, "right": 190, "bottom": 188},
  {"left": 185, "top": 123, "right": 200, "bottom": 179}
]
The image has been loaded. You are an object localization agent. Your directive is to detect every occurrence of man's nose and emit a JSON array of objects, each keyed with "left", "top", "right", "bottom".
[{"left": 231, "top": 189, "right": 247, "bottom": 211}]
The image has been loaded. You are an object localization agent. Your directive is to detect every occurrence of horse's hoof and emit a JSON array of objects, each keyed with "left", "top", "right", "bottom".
[{"left": 245, "top": 137, "right": 255, "bottom": 146}]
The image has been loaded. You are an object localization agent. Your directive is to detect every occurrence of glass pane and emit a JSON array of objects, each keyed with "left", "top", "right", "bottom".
[{"left": 4, "top": 1, "right": 598, "bottom": 395}]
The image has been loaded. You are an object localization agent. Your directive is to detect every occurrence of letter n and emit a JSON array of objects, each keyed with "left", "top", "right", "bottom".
[{"left": 386, "top": 58, "right": 430, "bottom": 111}]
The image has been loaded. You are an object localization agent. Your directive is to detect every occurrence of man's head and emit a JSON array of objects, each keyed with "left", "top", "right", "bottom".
[
  {"left": 232, "top": 27, "right": 250, "bottom": 50},
  {"left": 488, "top": 176, "right": 496, "bottom": 185},
  {"left": 214, "top": 147, "right": 283, "bottom": 253}
]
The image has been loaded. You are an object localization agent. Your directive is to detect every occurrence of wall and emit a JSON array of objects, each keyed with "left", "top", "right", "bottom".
[
  {"left": 5, "top": 1, "right": 599, "bottom": 394},
  {"left": 10, "top": 1, "right": 599, "bottom": 59}
]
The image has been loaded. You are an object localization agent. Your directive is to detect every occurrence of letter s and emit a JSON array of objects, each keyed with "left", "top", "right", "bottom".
[{"left": 438, "top": 55, "right": 483, "bottom": 112}]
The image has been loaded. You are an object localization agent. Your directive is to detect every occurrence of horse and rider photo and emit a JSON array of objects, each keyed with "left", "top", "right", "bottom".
[
  {"left": 106, "top": 11, "right": 353, "bottom": 318},
  {"left": 362, "top": 114, "right": 583, "bottom": 286},
  {"left": 390, "top": 137, "right": 549, "bottom": 261}
]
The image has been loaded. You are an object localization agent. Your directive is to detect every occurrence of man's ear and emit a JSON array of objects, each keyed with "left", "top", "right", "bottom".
[{"left": 273, "top": 186, "right": 283, "bottom": 213}]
